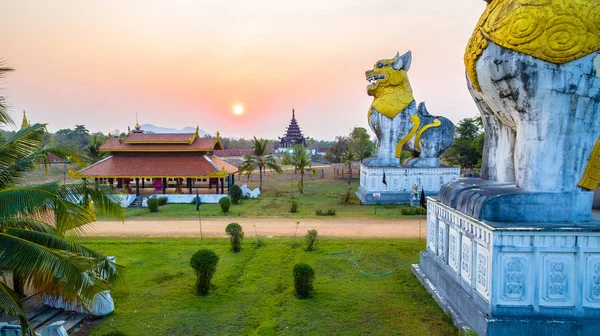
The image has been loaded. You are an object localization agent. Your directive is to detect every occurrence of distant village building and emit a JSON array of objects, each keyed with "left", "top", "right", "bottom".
[
  {"left": 278, "top": 109, "right": 309, "bottom": 152},
  {"left": 71, "top": 123, "right": 238, "bottom": 196}
]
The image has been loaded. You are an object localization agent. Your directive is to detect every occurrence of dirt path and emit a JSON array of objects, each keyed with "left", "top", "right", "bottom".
[{"left": 90, "top": 218, "right": 428, "bottom": 238}]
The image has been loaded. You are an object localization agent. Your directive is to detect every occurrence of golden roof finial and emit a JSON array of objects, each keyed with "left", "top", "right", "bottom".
[
  {"left": 127, "top": 126, "right": 131, "bottom": 134},
  {"left": 216, "top": 131, "right": 220, "bottom": 139},
  {"left": 20, "top": 110, "right": 30, "bottom": 129},
  {"left": 195, "top": 126, "right": 199, "bottom": 138}
]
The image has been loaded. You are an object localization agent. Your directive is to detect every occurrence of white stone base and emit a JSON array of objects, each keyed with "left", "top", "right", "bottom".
[
  {"left": 356, "top": 164, "right": 459, "bottom": 204},
  {"left": 416, "top": 197, "right": 600, "bottom": 335}
]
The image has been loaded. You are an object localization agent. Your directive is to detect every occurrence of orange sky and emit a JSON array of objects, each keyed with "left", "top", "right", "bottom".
[{"left": 1, "top": 0, "right": 486, "bottom": 140}]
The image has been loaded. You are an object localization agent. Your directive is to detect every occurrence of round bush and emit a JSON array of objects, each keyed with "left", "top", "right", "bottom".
[
  {"left": 293, "top": 262, "right": 315, "bottom": 299},
  {"left": 147, "top": 198, "right": 159, "bottom": 212},
  {"left": 219, "top": 197, "right": 231, "bottom": 213},
  {"left": 228, "top": 185, "right": 242, "bottom": 204},
  {"left": 225, "top": 222, "right": 244, "bottom": 252},
  {"left": 158, "top": 196, "right": 168, "bottom": 206},
  {"left": 190, "top": 249, "right": 219, "bottom": 296},
  {"left": 290, "top": 200, "right": 299, "bottom": 213}
]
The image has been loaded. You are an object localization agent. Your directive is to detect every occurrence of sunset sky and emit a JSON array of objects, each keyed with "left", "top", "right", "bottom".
[{"left": 2, "top": 0, "right": 487, "bottom": 140}]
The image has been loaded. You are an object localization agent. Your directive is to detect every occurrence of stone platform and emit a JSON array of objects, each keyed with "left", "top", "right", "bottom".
[
  {"left": 356, "top": 164, "right": 459, "bottom": 204},
  {"left": 414, "top": 197, "right": 600, "bottom": 335}
]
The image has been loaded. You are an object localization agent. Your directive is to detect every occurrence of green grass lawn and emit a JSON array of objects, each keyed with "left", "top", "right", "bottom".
[
  {"left": 116, "top": 177, "right": 425, "bottom": 220},
  {"left": 84, "top": 237, "right": 455, "bottom": 336}
]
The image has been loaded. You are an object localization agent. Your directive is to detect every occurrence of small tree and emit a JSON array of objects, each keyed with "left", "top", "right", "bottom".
[
  {"left": 305, "top": 229, "right": 318, "bottom": 251},
  {"left": 293, "top": 263, "right": 315, "bottom": 299},
  {"left": 147, "top": 198, "right": 159, "bottom": 212},
  {"left": 190, "top": 249, "right": 219, "bottom": 296},
  {"left": 290, "top": 145, "right": 312, "bottom": 194},
  {"left": 239, "top": 137, "right": 282, "bottom": 191},
  {"left": 340, "top": 148, "right": 357, "bottom": 185},
  {"left": 219, "top": 197, "right": 231, "bottom": 213},
  {"left": 225, "top": 222, "right": 244, "bottom": 252},
  {"left": 228, "top": 184, "right": 242, "bottom": 204}
]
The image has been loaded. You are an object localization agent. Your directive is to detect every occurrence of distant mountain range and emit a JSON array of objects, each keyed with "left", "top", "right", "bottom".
[{"left": 140, "top": 124, "right": 210, "bottom": 137}]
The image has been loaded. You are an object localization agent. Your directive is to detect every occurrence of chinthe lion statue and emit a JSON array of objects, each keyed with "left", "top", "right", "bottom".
[
  {"left": 466, "top": 0, "right": 600, "bottom": 193},
  {"left": 363, "top": 51, "right": 455, "bottom": 168}
]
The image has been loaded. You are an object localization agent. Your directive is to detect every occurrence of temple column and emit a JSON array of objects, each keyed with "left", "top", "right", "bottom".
[
  {"left": 108, "top": 178, "right": 114, "bottom": 188},
  {"left": 232, "top": 174, "right": 235, "bottom": 185},
  {"left": 94, "top": 178, "right": 99, "bottom": 190},
  {"left": 142, "top": 178, "right": 145, "bottom": 189},
  {"left": 187, "top": 178, "right": 192, "bottom": 194},
  {"left": 162, "top": 178, "right": 167, "bottom": 194},
  {"left": 117, "top": 178, "right": 123, "bottom": 188},
  {"left": 135, "top": 178, "right": 140, "bottom": 196},
  {"left": 220, "top": 178, "right": 224, "bottom": 194}
]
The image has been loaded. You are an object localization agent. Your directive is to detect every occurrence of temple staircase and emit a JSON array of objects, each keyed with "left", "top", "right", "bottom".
[{"left": 128, "top": 196, "right": 144, "bottom": 208}]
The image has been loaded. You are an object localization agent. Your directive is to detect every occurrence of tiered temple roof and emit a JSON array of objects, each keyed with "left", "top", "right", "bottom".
[
  {"left": 73, "top": 125, "right": 237, "bottom": 179},
  {"left": 279, "top": 109, "right": 308, "bottom": 148}
]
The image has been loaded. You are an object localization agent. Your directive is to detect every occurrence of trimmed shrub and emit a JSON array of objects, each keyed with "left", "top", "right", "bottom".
[
  {"left": 147, "top": 198, "right": 159, "bottom": 212},
  {"left": 293, "top": 262, "right": 315, "bottom": 299},
  {"left": 290, "top": 200, "right": 299, "bottom": 213},
  {"left": 158, "top": 196, "right": 168, "bottom": 206},
  {"left": 315, "top": 209, "right": 336, "bottom": 216},
  {"left": 219, "top": 197, "right": 231, "bottom": 213},
  {"left": 228, "top": 185, "right": 242, "bottom": 204},
  {"left": 225, "top": 222, "right": 244, "bottom": 252},
  {"left": 190, "top": 249, "right": 219, "bottom": 296},
  {"left": 305, "top": 229, "right": 318, "bottom": 251}
]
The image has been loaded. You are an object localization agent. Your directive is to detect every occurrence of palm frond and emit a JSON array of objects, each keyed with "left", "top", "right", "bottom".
[
  {"left": 0, "top": 282, "right": 34, "bottom": 335},
  {"left": 0, "top": 182, "right": 59, "bottom": 219},
  {"left": 0, "top": 123, "right": 47, "bottom": 188},
  {"left": 0, "top": 66, "right": 15, "bottom": 127},
  {"left": 1, "top": 218, "right": 57, "bottom": 234},
  {"left": 0, "top": 234, "right": 111, "bottom": 305}
]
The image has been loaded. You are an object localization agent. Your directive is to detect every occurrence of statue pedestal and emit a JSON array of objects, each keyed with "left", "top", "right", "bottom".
[
  {"left": 414, "top": 194, "right": 600, "bottom": 335},
  {"left": 356, "top": 164, "right": 459, "bottom": 205}
]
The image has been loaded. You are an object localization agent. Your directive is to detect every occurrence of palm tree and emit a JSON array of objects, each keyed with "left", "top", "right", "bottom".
[
  {"left": 341, "top": 148, "right": 357, "bottom": 185},
  {"left": 290, "top": 145, "right": 312, "bottom": 194},
  {"left": 0, "top": 67, "right": 124, "bottom": 333},
  {"left": 239, "top": 137, "right": 282, "bottom": 191},
  {"left": 84, "top": 134, "right": 108, "bottom": 164}
]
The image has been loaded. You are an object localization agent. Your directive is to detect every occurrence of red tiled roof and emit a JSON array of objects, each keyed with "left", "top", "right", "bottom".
[
  {"left": 77, "top": 155, "right": 238, "bottom": 178},
  {"left": 100, "top": 137, "right": 222, "bottom": 152},
  {"left": 209, "top": 156, "right": 239, "bottom": 174},
  {"left": 121, "top": 133, "right": 196, "bottom": 144}
]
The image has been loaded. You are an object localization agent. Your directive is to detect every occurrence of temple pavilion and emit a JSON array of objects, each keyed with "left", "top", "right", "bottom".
[
  {"left": 278, "top": 109, "right": 309, "bottom": 150},
  {"left": 71, "top": 124, "right": 238, "bottom": 196}
]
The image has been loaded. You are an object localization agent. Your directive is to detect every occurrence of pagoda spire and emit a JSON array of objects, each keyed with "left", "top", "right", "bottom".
[{"left": 20, "top": 110, "right": 30, "bottom": 129}]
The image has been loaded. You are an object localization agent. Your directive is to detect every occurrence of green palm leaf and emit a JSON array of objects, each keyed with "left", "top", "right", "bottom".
[
  {"left": 0, "top": 282, "right": 33, "bottom": 335},
  {"left": 0, "top": 234, "right": 111, "bottom": 305}
]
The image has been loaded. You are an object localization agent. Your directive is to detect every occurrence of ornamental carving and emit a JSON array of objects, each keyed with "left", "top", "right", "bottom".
[
  {"left": 593, "top": 263, "right": 600, "bottom": 297},
  {"left": 438, "top": 224, "right": 446, "bottom": 260},
  {"left": 505, "top": 259, "right": 525, "bottom": 298},
  {"left": 477, "top": 251, "right": 488, "bottom": 292},
  {"left": 449, "top": 232, "right": 457, "bottom": 269},
  {"left": 548, "top": 261, "right": 568, "bottom": 297},
  {"left": 462, "top": 241, "right": 471, "bottom": 279},
  {"left": 466, "top": 0, "right": 600, "bottom": 91}
]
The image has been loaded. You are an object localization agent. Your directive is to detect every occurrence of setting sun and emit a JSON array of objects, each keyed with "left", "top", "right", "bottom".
[{"left": 233, "top": 105, "right": 244, "bottom": 116}]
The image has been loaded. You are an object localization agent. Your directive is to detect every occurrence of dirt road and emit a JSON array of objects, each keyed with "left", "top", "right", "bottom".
[{"left": 90, "top": 218, "right": 427, "bottom": 238}]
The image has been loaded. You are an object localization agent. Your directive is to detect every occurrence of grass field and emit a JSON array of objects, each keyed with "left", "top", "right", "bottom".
[
  {"left": 117, "top": 169, "right": 425, "bottom": 220},
  {"left": 84, "top": 237, "right": 456, "bottom": 336}
]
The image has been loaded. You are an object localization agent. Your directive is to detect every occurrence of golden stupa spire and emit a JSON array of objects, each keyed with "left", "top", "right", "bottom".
[{"left": 20, "top": 110, "right": 30, "bottom": 129}]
